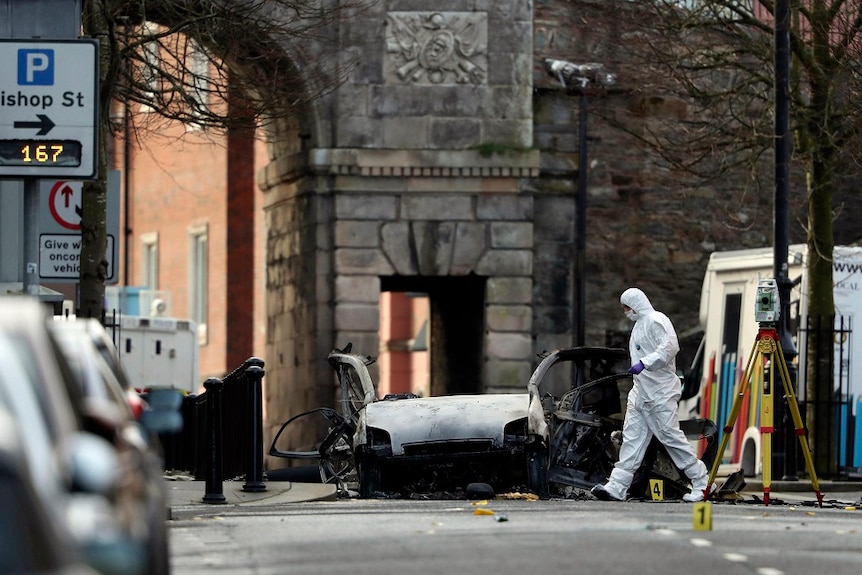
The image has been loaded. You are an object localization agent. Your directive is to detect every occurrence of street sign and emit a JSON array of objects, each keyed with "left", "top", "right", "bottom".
[
  {"left": 38, "top": 171, "right": 120, "bottom": 284},
  {"left": 0, "top": 39, "right": 99, "bottom": 179},
  {"left": 39, "top": 233, "right": 114, "bottom": 281}
]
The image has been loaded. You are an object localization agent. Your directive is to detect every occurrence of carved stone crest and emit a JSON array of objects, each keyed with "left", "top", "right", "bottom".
[{"left": 385, "top": 12, "right": 488, "bottom": 85}]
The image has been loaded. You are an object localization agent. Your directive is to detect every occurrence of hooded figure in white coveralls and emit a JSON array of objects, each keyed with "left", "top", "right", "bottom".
[{"left": 591, "top": 288, "right": 713, "bottom": 502}]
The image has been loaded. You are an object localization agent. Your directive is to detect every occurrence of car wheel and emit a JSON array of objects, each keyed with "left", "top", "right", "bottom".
[{"left": 358, "top": 455, "right": 381, "bottom": 498}]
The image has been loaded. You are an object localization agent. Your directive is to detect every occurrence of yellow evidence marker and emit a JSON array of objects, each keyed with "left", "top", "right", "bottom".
[
  {"left": 693, "top": 501, "right": 713, "bottom": 531},
  {"left": 648, "top": 479, "right": 664, "bottom": 501}
]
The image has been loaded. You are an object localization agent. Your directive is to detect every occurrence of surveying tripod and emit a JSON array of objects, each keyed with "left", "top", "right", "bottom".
[{"left": 705, "top": 325, "right": 823, "bottom": 507}]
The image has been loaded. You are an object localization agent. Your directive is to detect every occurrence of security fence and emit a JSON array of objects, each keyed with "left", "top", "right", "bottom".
[
  {"left": 794, "top": 315, "right": 861, "bottom": 477},
  {"left": 158, "top": 357, "right": 265, "bottom": 484}
]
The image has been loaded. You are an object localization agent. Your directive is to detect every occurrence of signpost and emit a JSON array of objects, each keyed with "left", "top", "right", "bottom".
[
  {"left": 0, "top": 39, "right": 99, "bottom": 179},
  {"left": 0, "top": 37, "right": 99, "bottom": 296},
  {"left": 38, "top": 172, "right": 120, "bottom": 284}
]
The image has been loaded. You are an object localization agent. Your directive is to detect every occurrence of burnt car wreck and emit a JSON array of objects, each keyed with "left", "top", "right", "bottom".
[{"left": 269, "top": 344, "right": 718, "bottom": 500}]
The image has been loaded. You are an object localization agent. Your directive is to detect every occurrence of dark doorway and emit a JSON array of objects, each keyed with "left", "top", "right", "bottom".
[{"left": 381, "top": 275, "right": 486, "bottom": 396}]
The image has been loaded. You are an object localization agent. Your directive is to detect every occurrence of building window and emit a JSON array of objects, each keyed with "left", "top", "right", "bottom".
[
  {"left": 188, "top": 224, "right": 208, "bottom": 345},
  {"left": 666, "top": 1, "right": 753, "bottom": 15},
  {"left": 141, "top": 232, "right": 159, "bottom": 289},
  {"left": 140, "top": 22, "right": 160, "bottom": 112},
  {"left": 188, "top": 40, "right": 209, "bottom": 119}
]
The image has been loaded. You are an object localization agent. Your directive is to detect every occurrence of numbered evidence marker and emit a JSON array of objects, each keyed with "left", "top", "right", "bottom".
[
  {"left": 648, "top": 479, "right": 664, "bottom": 501},
  {"left": 693, "top": 501, "right": 713, "bottom": 531}
]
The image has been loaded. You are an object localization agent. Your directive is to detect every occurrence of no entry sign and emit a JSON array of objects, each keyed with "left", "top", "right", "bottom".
[{"left": 47, "top": 179, "right": 81, "bottom": 230}]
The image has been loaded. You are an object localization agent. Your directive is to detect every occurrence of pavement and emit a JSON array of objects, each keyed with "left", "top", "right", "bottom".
[
  {"left": 736, "top": 478, "right": 862, "bottom": 504},
  {"left": 164, "top": 479, "right": 338, "bottom": 518},
  {"left": 164, "top": 474, "right": 862, "bottom": 518}
]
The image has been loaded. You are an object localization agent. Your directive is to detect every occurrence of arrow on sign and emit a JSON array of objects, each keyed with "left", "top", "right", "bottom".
[{"left": 14, "top": 114, "right": 55, "bottom": 135}]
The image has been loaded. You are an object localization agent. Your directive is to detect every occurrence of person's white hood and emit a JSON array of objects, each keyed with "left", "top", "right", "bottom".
[{"left": 620, "top": 287, "right": 654, "bottom": 319}]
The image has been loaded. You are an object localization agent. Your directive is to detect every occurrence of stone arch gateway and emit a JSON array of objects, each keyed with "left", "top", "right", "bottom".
[{"left": 258, "top": 4, "right": 540, "bottom": 457}]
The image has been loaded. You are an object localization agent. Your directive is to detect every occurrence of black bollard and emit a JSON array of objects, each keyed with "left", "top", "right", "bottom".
[
  {"left": 202, "top": 377, "right": 226, "bottom": 504},
  {"left": 245, "top": 357, "right": 265, "bottom": 370},
  {"left": 243, "top": 365, "right": 266, "bottom": 492}
]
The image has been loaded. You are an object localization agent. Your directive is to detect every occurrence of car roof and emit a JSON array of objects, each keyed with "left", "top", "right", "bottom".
[
  {"left": 0, "top": 298, "right": 86, "bottom": 430},
  {"left": 51, "top": 318, "right": 133, "bottom": 391},
  {"left": 50, "top": 321, "right": 133, "bottom": 420}
]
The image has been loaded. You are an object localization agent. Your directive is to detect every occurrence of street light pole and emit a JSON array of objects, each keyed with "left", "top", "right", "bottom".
[
  {"left": 544, "top": 59, "right": 616, "bottom": 349},
  {"left": 774, "top": 0, "right": 792, "bottom": 353},
  {"left": 576, "top": 91, "right": 588, "bottom": 347},
  {"left": 773, "top": 0, "right": 799, "bottom": 480}
]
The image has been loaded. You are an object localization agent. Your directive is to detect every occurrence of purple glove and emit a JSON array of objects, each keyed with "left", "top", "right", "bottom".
[{"left": 628, "top": 361, "right": 645, "bottom": 375}]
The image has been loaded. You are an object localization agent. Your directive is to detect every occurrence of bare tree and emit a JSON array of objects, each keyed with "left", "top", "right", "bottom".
[
  {"left": 619, "top": 0, "right": 862, "bottom": 476},
  {"left": 78, "top": 0, "right": 371, "bottom": 316}
]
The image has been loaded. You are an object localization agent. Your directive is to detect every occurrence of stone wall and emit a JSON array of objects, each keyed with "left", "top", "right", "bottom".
[
  {"left": 337, "top": 1, "right": 534, "bottom": 150},
  {"left": 322, "top": 0, "right": 540, "bottom": 396},
  {"left": 323, "top": 149, "right": 540, "bottom": 391},
  {"left": 531, "top": 0, "right": 780, "bottom": 361}
]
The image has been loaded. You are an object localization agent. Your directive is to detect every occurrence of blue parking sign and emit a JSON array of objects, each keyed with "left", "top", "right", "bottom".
[
  {"left": 18, "top": 49, "right": 54, "bottom": 85},
  {"left": 1, "top": 39, "right": 98, "bottom": 178}
]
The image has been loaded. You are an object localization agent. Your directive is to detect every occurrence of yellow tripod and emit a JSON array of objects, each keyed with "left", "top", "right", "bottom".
[{"left": 705, "top": 326, "right": 823, "bottom": 506}]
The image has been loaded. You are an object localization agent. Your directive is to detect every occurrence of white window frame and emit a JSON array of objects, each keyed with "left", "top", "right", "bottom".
[
  {"left": 140, "top": 22, "right": 160, "bottom": 112},
  {"left": 140, "top": 232, "right": 159, "bottom": 290},
  {"left": 187, "top": 40, "right": 210, "bottom": 122},
  {"left": 188, "top": 223, "right": 209, "bottom": 345}
]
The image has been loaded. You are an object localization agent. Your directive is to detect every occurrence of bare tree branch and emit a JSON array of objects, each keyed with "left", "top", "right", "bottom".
[
  {"left": 623, "top": 0, "right": 862, "bottom": 477},
  {"left": 88, "top": 0, "right": 373, "bottom": 136},
  {"left": 77, "top": 0, "right": 375, "bottom": 318}
]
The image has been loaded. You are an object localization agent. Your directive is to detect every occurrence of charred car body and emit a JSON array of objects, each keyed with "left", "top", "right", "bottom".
[
  {"left": 270, "top": 345, "right": 717, "bottom": 499},
  {"left": 528, "top": 347, "right": 718, "bottom": 499},
  {"left": 356, "top": 387, "right": 540, "bottom": 496}
]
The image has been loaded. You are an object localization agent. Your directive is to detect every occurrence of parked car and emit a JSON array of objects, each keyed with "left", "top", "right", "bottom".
[
  {"left": 0, "top": 299, "right": 142, "bottom": 575},
  {"left": 50, "top": 317, "right": 176, "bottom": 575},
  {"left": 0, "top": 402, "right": 102, "bottom": 575},
  {"left": 270, "top": 344, "right": 718, "bottom": 499},
  {"left": 51, "top": 317, "right": 184, "bottom": 433},
  {"left": 52, "top": 317, "right": 145, "bottom": 413},
  {"left": 0, "top": 297, "right": 174, "bottom": 575}
]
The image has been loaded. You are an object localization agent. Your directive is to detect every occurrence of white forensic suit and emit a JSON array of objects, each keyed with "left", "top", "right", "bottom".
[{"left": 591, "top": 287, "right": 711, "bottom": 502}]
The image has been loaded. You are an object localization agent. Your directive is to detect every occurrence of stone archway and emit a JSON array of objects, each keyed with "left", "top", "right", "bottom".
[{"left": 258, "top": 5, "right": 540, "bottom": 463}]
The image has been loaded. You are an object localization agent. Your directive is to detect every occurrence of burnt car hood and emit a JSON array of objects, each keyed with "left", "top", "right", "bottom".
[{"left": 357, "top": 394, "right": 530, "bottom": 456}]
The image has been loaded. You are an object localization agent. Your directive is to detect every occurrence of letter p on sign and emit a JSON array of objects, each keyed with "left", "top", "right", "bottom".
[{"left": 18, "top": 50, "right": 54, "bottom": 85}]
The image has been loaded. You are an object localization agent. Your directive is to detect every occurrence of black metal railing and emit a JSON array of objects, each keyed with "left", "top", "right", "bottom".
[
  {"left": 789, "top": 315, "right": 859, "bottom": 478},
  {"left": 158, "top": 357, "right": 266, "bottom": 493},
  {"left": 58, "top": 308, "right": 269, "bottom": 496}
]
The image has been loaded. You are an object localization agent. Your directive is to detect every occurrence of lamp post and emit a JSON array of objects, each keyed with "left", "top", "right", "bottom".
[
  {"left": 773, "top": 0, "right": 799, "bottom": 480},
  {"left": 544, "top": 59, "right": 617, "bottom": 348}
]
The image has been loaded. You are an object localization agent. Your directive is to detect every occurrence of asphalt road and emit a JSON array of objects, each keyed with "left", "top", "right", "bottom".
[{"left": 168, "top": 496, "right": 862, "bottom": 575}]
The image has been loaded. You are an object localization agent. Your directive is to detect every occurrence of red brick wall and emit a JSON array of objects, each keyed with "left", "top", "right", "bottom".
[
  {"left": 114, "top": 111, "right": 268, "bottom": 386},
  {"left": 226, "top": 86, "right": 258, "bottom": 369}
]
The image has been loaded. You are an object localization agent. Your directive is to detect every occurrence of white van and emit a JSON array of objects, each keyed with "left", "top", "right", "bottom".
[{"left": 682, "top": 245, "right": 862, "bottom": 476}]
